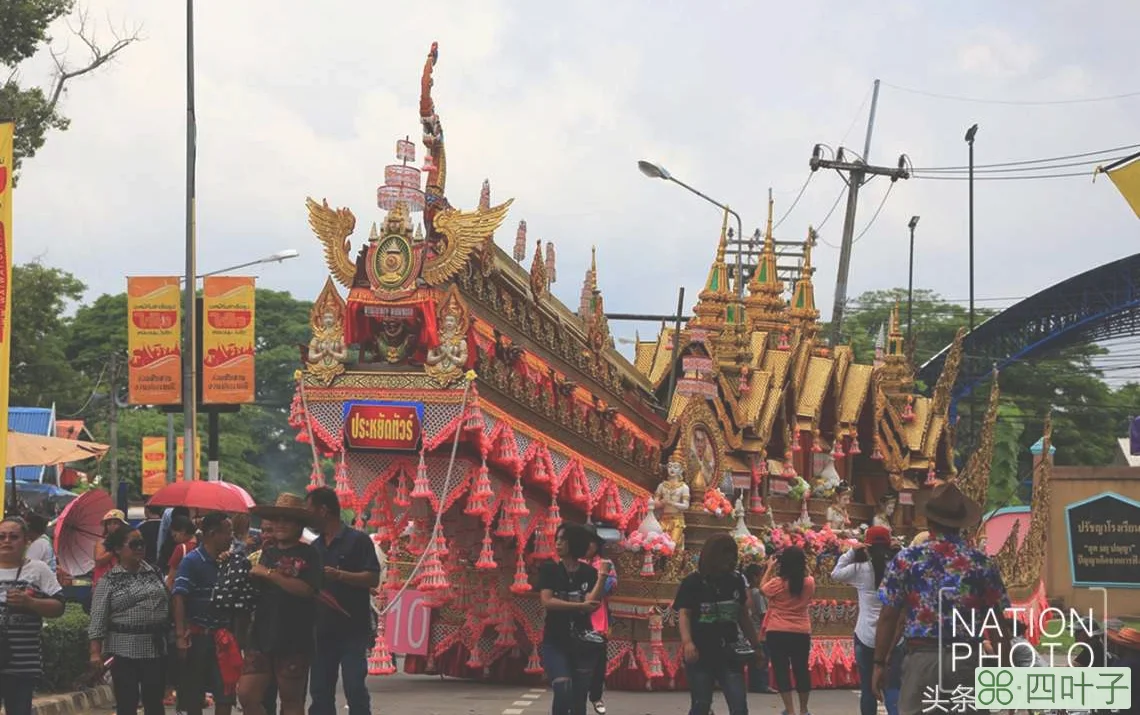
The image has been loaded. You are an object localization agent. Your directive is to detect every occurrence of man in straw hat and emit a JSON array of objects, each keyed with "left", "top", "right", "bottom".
[
  {"left": 237, "top": 494, "right": 322, "bottom": 715},
  {"left": 871, "top": 483, "right": 1011, "bottom": 715}
]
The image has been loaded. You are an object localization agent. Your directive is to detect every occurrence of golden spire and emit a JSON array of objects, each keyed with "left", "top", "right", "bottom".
[
  {"left": 690, "top": 207, "right": 732, "bottom": 334},
  {"left": 878, "top": 302, "right": 914, "bottom": 394},
  {"left": 746, "top": 189, "right": 787, "bottom": 331},
  {"left": 788, "top": 227, "right": 819, "bottom": 330}
]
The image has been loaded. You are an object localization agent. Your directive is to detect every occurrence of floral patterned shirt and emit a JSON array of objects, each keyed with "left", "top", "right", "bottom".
[{"left": 877, "top": 532, "right": 1010, "bottom": 640}]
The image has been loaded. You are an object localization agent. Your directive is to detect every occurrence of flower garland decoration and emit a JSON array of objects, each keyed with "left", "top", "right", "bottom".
[
  {"left": 621, "top": 529, "right": 677, "bottom": 557},
  {"left": 735, "top": 533, "right": 766, "bottom": 564},
  {"left": 703, "top": 487, "right": 733, "bottom": 517}
]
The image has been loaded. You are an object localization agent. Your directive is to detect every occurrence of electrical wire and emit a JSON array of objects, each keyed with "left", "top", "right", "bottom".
[
  {"left": 62, "top": 362, "right": 110, "bottom": 418},
  {"left": 852, "top": 182, "right": 894, "bottom": 244},
  {"left": 881, "top": 81, "right": 1140, "bottom": 106},
  {"left": 912, "top": 143, "right": 1140, "bottom": 172},
  {"left": 916, "top": 157, "right": 1126, "bottom": 175},
  {"left": 911, "top": 170, "right": 1097, "bottom": 181},
  {"left": 772, "top": 172, "right": 814, "bottom": 230},
  {"left": 814, "top": 186, "right": 847, "bottom": 247},
  {"left": 837, "top": 83, "right": 874, "bottom": 148}
]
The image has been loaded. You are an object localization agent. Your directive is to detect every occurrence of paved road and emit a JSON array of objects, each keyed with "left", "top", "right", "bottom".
[{"left": 99, "top": 674, "right": 869, "bottom": 715}]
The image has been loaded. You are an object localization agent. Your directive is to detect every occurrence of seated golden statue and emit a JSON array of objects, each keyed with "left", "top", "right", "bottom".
[
  {"left": 654, "top": 454, "right": 690, "bottom": 548},
  {"left": 426, "top": 294, "right": 470, "bottom": 385},
  {"left": 306, "top": 279, "right": 349, "bottom": 385}
]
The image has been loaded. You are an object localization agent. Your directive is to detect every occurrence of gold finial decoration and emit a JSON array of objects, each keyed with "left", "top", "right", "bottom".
[
  {"left": 369, "top": 222, "right": 380, "bottom": 242},
  {"left": 746, "top": 189, "right": 787, "bottom": 332},
  {"left": 529, "top": 238, "right": 549, "bottom": 299},
  {"left": 788, "top": 226, "right": 820, "bottom": 329},
  {"left": 958, "top": 371, "right": 1000, "bottom": 508},
  {"left": 690, "top": 208, "right": 732, "bottom": 334}
]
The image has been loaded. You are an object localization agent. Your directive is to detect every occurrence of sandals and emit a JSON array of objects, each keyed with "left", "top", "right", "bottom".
[{"left": 592, "top": 701, "right": 607, "bottom": 714}]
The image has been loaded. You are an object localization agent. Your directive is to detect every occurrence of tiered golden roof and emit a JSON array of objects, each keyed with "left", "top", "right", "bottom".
[
  {"left": 745, "top": 196, "right": 787, "bottom": 333},
  {"left": 690, "top": 209, "right": 733, "bottom": 336}
]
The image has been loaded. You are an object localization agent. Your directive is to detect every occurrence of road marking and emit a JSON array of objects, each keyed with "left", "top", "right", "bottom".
[
  {"left": 503, "top": 710, "right": 525, "bottom": 715},
  {"left": 521, "top": 693, "right": 541, "bottom": 700},
  {"left": 503, "top": 688, "right": 545, "bottom": 715},
  {"left": 513, "top": 702, "right": 532, "bottom": 706}
]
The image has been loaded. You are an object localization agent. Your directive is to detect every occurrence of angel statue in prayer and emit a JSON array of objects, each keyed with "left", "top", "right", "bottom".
[
  {"left": 305, "top": 278, "right": 349, "bottom": 386},
  {"left": 426, "top": 287, "right": 470, "bottom": 386},
  {"left": 873, "top": 490, "right": 898, "bottom": 529},
  {"left": 654, "top": 453, "right": 690, "bottom": 548},
  {"left": 826, "top": 481, "right": 853, "bottom": 532}
]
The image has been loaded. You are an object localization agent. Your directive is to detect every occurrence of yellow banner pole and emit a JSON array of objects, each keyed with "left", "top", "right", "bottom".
[{"left": 0, "top": 123, "right": 14, "bottom": 516}]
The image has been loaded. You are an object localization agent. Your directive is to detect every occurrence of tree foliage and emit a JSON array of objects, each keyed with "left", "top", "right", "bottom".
[
  {"left": 0, "top": 2, "right": 138, "bottom": 176},
  {"left": 11, "top": 262, "right": 314, "bottom": 502}
]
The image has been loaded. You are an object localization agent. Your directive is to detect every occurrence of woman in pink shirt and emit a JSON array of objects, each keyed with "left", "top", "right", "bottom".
[
  {"left": 761, "top": 546, "right": 815, "bottom": 715},
  {"left": 583, "top": 526, "right": 616, "bottom": 715}
]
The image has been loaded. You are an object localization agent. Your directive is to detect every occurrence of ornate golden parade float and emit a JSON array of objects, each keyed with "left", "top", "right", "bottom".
[{"left": 288, "top": 42, "right": 1051, "bottom": 690}]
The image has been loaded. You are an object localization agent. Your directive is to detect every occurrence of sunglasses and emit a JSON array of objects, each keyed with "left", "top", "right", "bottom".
[{"left": 128, "top": 539, "right": 146, "bottom": 550}]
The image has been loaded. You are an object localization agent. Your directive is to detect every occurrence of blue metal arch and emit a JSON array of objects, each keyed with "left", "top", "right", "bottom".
[{"left": 917, "top": 251, "right": 1140, "bottom": 419}]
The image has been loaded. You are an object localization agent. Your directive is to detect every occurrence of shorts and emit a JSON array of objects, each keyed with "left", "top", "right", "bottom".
[{"left": 242, "top": 651, "right": 311, "bottom": 682}]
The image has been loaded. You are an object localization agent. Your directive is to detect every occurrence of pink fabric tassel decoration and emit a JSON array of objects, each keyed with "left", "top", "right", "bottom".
[
  {"left": 368, "top": 631, "right": 397, "bottom": 676},
  {"left": 394, "top": 472, "right": 411, "bottom": 507},
  {"left": 335, "top": 453, "right": 353, "bottom": 501},
  {"left": 640, "top": 551, "right": 655, "bottom": 577},
  {"left": 510, "top": 553, "right": 531, "bottom": 594},
  {"left": 308, "top": 466, "right": 323, "bottom": 492},
  {"left": 476, "top": 526, "right": 498, "bottom": 570},
  {"left": 411, "top": 451, "right": 432, "bottom": 499}
]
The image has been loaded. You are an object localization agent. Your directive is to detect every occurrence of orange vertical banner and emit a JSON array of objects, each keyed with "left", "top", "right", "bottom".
[
  {"left": 141, "top": 437, "right": 167, "bottom": 495},
  {"left": 202, "top": 276, "right": 256, "bottom": 404},
  {"left": 0, "top": 123, "right": 14, "bottom": 515},
  {"left": 175, "top": 436, "right": 202, "bottom": 482},
  {"left": 127, "top": 277, "right": 182, "bottom": 405}
]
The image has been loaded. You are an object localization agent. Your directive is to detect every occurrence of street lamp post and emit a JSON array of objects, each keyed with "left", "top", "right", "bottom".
[
  {"left": 638, "top": 160, "right": 746, "bottom": 299},
  {"left": 168, "top": 249, "right": 299, "bottom": 483},
  {"left": 183, "top": 0, "right": 198, "bottom": 485},
  {"left": 965, "top": 123, "right": 978, "bottom": 442},
  {"left": 907, "top": 215, "right": 919, "bottom": 347}
]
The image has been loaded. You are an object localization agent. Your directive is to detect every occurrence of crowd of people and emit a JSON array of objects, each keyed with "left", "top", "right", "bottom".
[{"left": 0, "top": 487, "right": 380, "bottom": 715}]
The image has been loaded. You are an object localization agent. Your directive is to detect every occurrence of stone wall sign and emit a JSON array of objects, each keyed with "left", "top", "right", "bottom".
[{"left": 1065, "top": 491, "right": 1140, "bottom": 588}]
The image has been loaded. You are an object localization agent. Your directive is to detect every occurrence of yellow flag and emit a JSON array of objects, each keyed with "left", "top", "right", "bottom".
[
  {"left": 0, "top": 124, "right": 13, "bottom": 516},
  {"left": 1104, "top": 155, "right": 1140, "bottom": 219}
]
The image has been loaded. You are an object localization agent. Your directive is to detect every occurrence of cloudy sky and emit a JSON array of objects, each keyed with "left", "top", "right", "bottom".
[{"left": 12, "top": 0, "right": 1140, "bottom": 356}]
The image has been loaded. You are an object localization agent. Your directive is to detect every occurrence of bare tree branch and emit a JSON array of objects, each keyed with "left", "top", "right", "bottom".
[{"left": 46, "top": 3, "right": 141, "bottom": 113}]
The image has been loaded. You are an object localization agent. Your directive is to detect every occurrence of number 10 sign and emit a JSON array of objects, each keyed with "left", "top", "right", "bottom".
[{"left": 385, "top": 589, "right": 432, "bottom": 656}]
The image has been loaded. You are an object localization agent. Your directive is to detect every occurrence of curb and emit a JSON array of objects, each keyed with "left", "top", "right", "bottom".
[{"left": 31, "top": 685, "right": 114, "bottom": 715}]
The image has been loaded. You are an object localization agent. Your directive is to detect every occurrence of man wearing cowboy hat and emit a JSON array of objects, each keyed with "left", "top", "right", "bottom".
[
  {"left": 872, "top": 483, "right": 1011, "bottom": 715},
  {"left": 237, "top": 495, "right": 322, "bottom": 715}
]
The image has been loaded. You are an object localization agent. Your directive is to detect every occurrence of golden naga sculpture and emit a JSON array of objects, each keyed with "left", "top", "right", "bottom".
[
  {"left": 426, "top": 285, "right": 471, "bottom": 387},
  {"left": 957, "top": 370, "right": 1001, "bottom": 509},
  {"left": 654, "top": 452, "right": 690, "bottom": 547},
  {"left": 988, "top": 412, "right": 1052, "bottom": 601},
  {"left": 305, "top": 278, "right": 349, "bottom": 385}
]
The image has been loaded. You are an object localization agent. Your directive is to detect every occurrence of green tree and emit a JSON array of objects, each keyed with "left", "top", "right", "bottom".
[
  {"left": 987, "top": 400, "right": 1025, "bottom": 510},
  {"left": 10, "top": 261, "right": 89, "bottom": 409},
  {"left": 1, "top": 3, "right": 138, "bottom": 176}
]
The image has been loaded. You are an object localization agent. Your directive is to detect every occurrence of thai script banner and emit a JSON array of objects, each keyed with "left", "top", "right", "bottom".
[
  {"left": 141, "top": 436, "right": 166, "bottom": 495},
  {"left": 127, "top": 277, "right": 182, "bottom": 405},
  {"left": 202, "top": 276, "right": 255, "bottom": 404},
  {"left": 176, "top": 436, "right": 202, "bottom": 482},
  {"left": 343, "top": 401, "right": 424, "bottom": 451},
  {"left": 0, "top": 123, "right": 13, "bottom": 514}
]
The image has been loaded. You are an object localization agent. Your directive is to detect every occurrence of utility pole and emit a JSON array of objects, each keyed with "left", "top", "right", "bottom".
[
  {"left": 108, "top": 352, "right": 120, "bottom": 505},
  {"left": 809, "top": 79, "right": 910, "bottom": 346}
]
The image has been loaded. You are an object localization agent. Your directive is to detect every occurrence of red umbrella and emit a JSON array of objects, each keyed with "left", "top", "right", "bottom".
[
  {"left": 55, "top": 489, "right": 114, "bottom": 576},
  {"left": 148, "top": 481, "right": 255, "bottom": 513}
]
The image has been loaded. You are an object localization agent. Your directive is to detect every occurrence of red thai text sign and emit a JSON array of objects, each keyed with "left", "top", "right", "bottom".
[
  {"left": 343, "top": 401, "right": 423, "bottom": 451},
  {"left": 385, "top": 589, "right": 432, "bottom": 656}
]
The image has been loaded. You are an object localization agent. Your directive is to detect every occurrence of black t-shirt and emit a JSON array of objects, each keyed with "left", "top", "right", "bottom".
[
  {"left": 672, "top": 571, "right": 747, "bottom": 662},
  {"left": 313, "top": 525, "right": 381, "bottom": 637},
  {"left": 251, "top": 542, "right": 323, "bottom": 655},
  {"left": 537, "top": 560, "right": 598, "bottom": 646},
  {"left": 138, "top": 519, "right": 162, "bottom": 567}
]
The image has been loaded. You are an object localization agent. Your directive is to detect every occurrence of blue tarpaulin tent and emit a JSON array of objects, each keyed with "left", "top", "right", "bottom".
[{"left": 9, "top": 406, "right": 56, "bottom": 482}]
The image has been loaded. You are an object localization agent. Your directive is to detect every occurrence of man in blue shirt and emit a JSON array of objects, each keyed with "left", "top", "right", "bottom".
[
  {"left": 173, "top": 512, "right": 234, "bottom": 715},
  {"left": 306, "top": 488, "right": 381, "bottom": 715}
]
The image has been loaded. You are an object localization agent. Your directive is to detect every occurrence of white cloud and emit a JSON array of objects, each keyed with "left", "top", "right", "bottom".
[{"left": 956, "top": 27, "right": 1040, "bottom": 80}]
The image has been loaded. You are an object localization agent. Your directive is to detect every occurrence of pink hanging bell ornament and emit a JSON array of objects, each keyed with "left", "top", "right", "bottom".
[
  {"left": 334, "top": 452, "right": 353, "bottom": 501},
  {"left": 394, "top": 472, "right": 411, "bottom": 507},
  {"left": 640, "top": 550, "right": 655, "bottom": 577},
  {"left": 508, "top": 477, "right": 528, "bottom": 516},
  {"left": 525, "top": 645, "right": 543, "bottom": 675},
  {"left": 871, "top": 439, "right": 884, "bottom": 461},
  {"left": 901, "top": 396, "right": 916, "bottom": 423},
  {"left": 464, "top": 398, "right": 485, "bottom": 433},
  {"left": 475, "top": 525, "right": 498, "bottom": 570},
  {"left": 811, "top": 432, "right": 823, "bottom": 454},
  {"left": 847, "top": 430, "right": 862, "bottom": 456},
  {"left": 510, "top": 553, "right": 531, "bottom": 594},
  {"left": 791, "top": 429, "right": 803, "bottom": 453},
  {"left": 750, "top": 489, "right": 767, "bottom": 515},
  {"left": 308, "top": 465, "right": 323, "bottom": 492},
  {"left": 368, "top": 631, "right": 397, "bottom": 676},
  {"left": 831, "top": 437, "right": 845, "bottom": 460},
  {"left": 411, "top": 451, "right": 432, "bottom": 500}
]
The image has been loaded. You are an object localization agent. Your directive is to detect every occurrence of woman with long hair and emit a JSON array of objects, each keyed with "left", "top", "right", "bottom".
[
  {"left": 89, "top": 528, "right": 171, "bottom": 715},
  {"left": 538, "top": 522, "right": 607, "bottom": 715},
  {"left": 761, "top": 546, "right": 815, "bottom": 715},
  {"left": 674, "top": 532, "right": 761, "bottom": 715},
  {"left": 831, "top": 526, "right": 896, "bottom": 715}
]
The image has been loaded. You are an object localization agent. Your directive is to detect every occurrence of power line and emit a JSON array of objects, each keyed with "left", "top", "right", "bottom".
[
  {"left": 911, "top": 170, "right": 1096, "bottom": 181},
  {"left": 916, "top": 157, "right": 1129, "bottom": 175},
  {"left": 882, "top": 81, "right": 1140, "bottom": 106},
  {"left": 773, "top": 172, "right": 814, "bottom": 230},
  {"left": 852, "top": 182, "right": 895, "bottom": 244},
  {"left": 912, "top": 143, "right": 1140, "bottom": 172}
]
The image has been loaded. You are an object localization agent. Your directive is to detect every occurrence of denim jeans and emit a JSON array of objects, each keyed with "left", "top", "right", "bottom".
[
  {"left": 0, "top": 673, "right": 37, "bottom": 715},
  {"left": 685, "top": 658, "right": 748, "bottom": 715},
  {"left": 853, "top": 635, "right": 877, "bottom": 715},
  {"left": 542, "top": 641, "right": 594, "bottom": 715},
  {"left": 885, "top": 640, "right": 904, "bottom": 715},
  {"left": 309, "top": 632, "right": 372, "bottom": 715}
]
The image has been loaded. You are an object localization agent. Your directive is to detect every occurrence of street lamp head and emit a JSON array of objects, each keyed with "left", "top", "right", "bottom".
[
  {"left": 908, "top": 215, "right": 920, "bottom": 230},
  {"left": 965, "top": 124, "right": 978, "bottom": 144},
  {"left": 637, "top": 160, "right": 671, "bottom": 181},
  {"left": 264, "top": 249, "right": 300, "bottom": 263}
]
